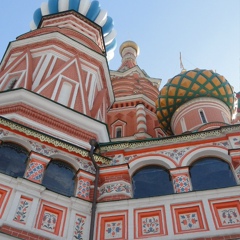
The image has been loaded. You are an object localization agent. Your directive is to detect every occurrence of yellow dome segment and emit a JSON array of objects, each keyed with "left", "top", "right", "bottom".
[
  {"left": 156, "top": 69, "right": 235, "bottom": 135},
  {"left": 119, "top": 41, "right": 140, "bottom": 57}
]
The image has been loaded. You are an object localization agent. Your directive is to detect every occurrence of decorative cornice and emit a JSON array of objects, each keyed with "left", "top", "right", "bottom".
[
  {"left": 2, "top": 31, "right": 106, "bottom": 71},
  {"left": 40, "top": 11, "right": 104, "bottom": 51},
  {"left": 110, "top": 67, "right": 161, "bottom": 88},
  {"left": 100, "top": 124, "right": 240, "bottom": 152},
  {"left": 0, "top": 103, "right": 97, "bottom": 142},
  {"left": 98, "top": 181, "right": 132, "bottom": 200},
  {"left": 0, "top": 89, "right": 110, "bottom": 143},
  {"left": 0, "top": 117, "right": 110, "bottom": 165},
  {"left": 18, "top": 26, "right": 103, "bottom": 54}
]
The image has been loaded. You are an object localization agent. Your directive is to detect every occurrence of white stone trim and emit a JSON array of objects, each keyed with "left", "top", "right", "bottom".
[
  {"left": 181, "top": 146, "right": 231, "bottom": 167},
  {"left": 0, "top": 89, "right": 110, "bottom": 143},
  {"left": 129, "top": 155, "right": 176, "bottom": 176}
]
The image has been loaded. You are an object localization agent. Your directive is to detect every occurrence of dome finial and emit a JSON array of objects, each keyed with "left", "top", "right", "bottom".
[
  {"left": 118, "top": 41, "right": 140, "bottom": 72},
  {"left": 180, "top": 52, "right": 186, "bottom": 72}
]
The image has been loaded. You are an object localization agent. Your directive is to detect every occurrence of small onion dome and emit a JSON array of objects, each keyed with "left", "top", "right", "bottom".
[
  {"left": 118, "top": 41, "right": 140, "bottom": 71},
  {"left": 156, "top": 69, "right": 234, "bottom": 134},
  {"left": 119, "top": 41, "right": 140, "bottom": 57}
]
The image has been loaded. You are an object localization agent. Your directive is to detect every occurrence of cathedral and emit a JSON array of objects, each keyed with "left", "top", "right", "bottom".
[{"left": 0, "top": 0, "right": 240, "bottom": 239}]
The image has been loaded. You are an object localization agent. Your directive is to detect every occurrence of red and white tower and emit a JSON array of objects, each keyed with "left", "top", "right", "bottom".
[
  {"left": 108, "top": 41, "right": 163, "bottom": 140},
  {"left": 0, "top": 4, "right": 116, "bottom": 148}
]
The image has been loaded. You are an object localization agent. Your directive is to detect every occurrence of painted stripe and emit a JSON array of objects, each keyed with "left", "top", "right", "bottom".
[
  {"left": 69, "top": 0, "right": 80, "bottom": 11},
  {"left": 30, "top": 20, "right": 37, "bottom": 30},
  {"left": 104, "top": 29, "right": 117, "bottom": 45},
  {"left": 137, "top": 116, "right": 146, "bottom": 123},
  {"left": 94, "top": 9, "right": 107, "bottom": 26},
  {"left": 78, "top": 0, "right": 91, "bottom": 15},
  {"left": 137, "top": 123, "right": 147, "bottom": 131},
  {"left": 106, "top": 51, "right": 114, "bottom": 61},
  {"left": 58, "top": 0, "right": 69, "bottom": 12},
  {"left": 31, "top": 0, "right": 117, "bottom": 61},
  {"left": 136, "top": 109, "right": 146, "bottom": 116},
  {"left": 48, "top": 0, "right": 59, "bottom": 14},
  {"left": 106, "top": 38, "right": 117, "bottom": 52},
  {"left": 86, "top": 1, "right": 100, "bottom": 21},
  {"left": 41, "top": 2, "right": 50, "bottom": 16},
  {"left": 102, "top": 16, "right": 113, "bottom": 36},
  {"left": 33, "top": 8, "right": 42, "bottom": 27}
]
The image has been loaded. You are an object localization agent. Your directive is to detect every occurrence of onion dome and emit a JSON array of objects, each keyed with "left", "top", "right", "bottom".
[
  {"left": 156, "top": 69, "right": 235, "bottom": 134},
  {"left": 30, "top": 0, "right": 117, "bottom": 60},
  {"left": 119, "top": 41, "right": 140, "bottom": 57},
  {"left": 118, "top": 41, "right": 140, "bottom": 72}
]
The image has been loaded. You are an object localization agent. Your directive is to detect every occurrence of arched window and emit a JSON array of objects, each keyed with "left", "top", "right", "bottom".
[
  {"left": 132, "top": 165, "right": 173, "bottom": 198},
  {"left": 190, "top": 157, "right": 236, "bottom": 191},
  {"left": 0, "top": 142, "right": 28, "bottom": 178},
  {"left": 116, "top": 127, "right": 122, "bottom": 138},
  {"left": 42, "top": 160, "right": 76, "bottom": 196}
]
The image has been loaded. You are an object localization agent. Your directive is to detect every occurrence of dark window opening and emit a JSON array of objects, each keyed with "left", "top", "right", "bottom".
[
  {"left": 116, "top": 127, "right": 122, "bottom": 138},
  {"left": 132, "top": 165, "right": 174, "bottom": 198},
  {"left": 8, "top": 79, "right": 17, "bottom": 89},
  {"left": 42, "top": 160, "right": 76, "bottom": 197},
  {"left": 0, "top": 142, "right": 28, "bottom": 178},
  {"left": 199, "top": 110, "right": 207, "bottom": 123},
  {"left": 190, "top": 157, "right": 236, "bottom": 191}
]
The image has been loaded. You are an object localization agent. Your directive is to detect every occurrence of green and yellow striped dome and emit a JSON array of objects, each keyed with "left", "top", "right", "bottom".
[{"left": 156, "top": 69, "right": 234, "bottom": 134}]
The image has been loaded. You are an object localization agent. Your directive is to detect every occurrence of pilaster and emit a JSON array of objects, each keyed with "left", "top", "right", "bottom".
[
  {"left": 76, "top": 170, "right": 95, "bottom": 201},
  {"left": 24, "top": 152, "right": 51, "bottom": 184},
  {"left": 98, "top": 164, "right": 132, "bottom": 201},
  {"left": 170, "top": 167, "right": 192, "bottom": 193}
]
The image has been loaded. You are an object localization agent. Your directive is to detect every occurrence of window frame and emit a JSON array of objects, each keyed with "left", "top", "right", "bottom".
[
  {"left": 132, "top": 165, "right": 174, "bottom": 198},
  {"left": 42, "top": 159, "right": 76, "bottom": 197},
  {"left": 190, "top": 157, "right": 236, "bottom": 191},
  {"left": 0, "top": 142, "right": 28, "bottom": 178},
  {"left": 199, "top": 109, "right": 207, "bottom": 124}
]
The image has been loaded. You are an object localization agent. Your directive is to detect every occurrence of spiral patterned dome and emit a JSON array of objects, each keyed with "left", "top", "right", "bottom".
[
  {"left": 30, "top": 0, "right": 117, "bottom": 60},
  {"left": 156, "top": 69, "right": 234, "bottom": 134}
]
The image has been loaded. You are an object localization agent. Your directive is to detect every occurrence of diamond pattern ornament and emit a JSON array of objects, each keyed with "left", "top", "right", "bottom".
[
  {"left": 156, "top": 69, "right": 234, "bottom": 134},
  {"left": 25, "top": 162, "right": 44, "bottom": 183}
]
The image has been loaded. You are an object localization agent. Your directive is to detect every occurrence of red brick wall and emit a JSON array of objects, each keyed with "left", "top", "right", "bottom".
[
  {"left": 193, "top": 233, "right": 240, "bottom": 240},
  {"left": 0, "top": 225, "right": 50, "bottom": 240}
]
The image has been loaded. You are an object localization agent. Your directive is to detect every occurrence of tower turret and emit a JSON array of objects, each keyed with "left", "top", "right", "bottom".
[
  {"left": 108, "top": 41, "right": 162, "bottom": 140},
  {"left": 0, "top": 0, "right": 117, "bottom": 147},
  {"left": 118, "top": 41, "right": 140, "bottom": 72}
]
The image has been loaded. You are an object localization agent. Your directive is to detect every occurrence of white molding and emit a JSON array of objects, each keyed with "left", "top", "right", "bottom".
[
  {"left": 0, "top": 89, "right": 110, "bottom": 143},
  {"left": 110, "top": 66, "right": 161, "bottom": 88},
  {"left": 181, "top": 146, "right": 231, "bottom": 167},
  {"left": 115, "top": 94, "right": 156, "bottom": 106},
  {"left": 129, "top": 155, "right": 176, "bottom": 176}
]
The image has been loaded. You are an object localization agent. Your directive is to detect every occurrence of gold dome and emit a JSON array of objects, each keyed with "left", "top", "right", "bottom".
[{"left": 119, "top": 41, "right": 140, "bottom": 57}]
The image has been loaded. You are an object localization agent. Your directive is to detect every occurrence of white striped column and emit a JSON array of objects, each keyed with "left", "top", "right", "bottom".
[{"left": 136, "top": 104, "right": 147, "bottom": 133}]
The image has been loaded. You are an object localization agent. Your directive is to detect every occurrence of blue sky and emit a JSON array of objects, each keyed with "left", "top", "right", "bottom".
[{"left": 0, "top": 0, "right": 239, "bottom": 92}]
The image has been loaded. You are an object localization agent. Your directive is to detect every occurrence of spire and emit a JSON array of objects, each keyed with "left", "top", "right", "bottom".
[
  {"left": 118, "top": 41, "right": 140, "bottom": 72},
  {"left": 180, "top": 52, "right": 186, "bottom": 72}
]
